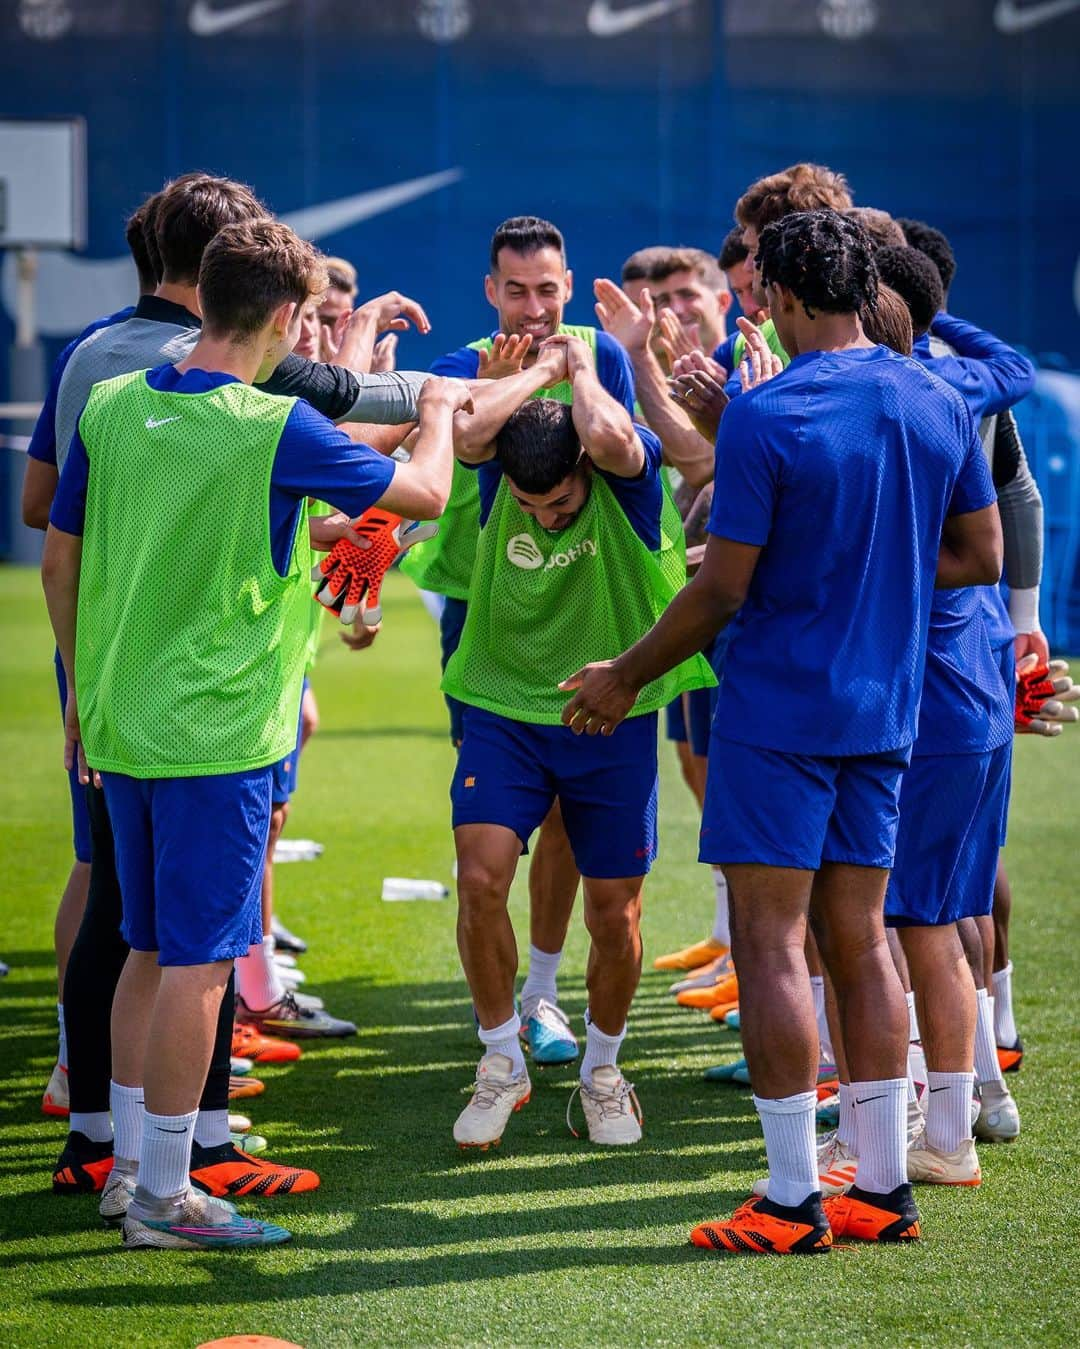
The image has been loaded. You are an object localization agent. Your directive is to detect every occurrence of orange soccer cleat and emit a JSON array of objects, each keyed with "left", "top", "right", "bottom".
[
  {"left": 823, "top": 1183, "right": 921, "bottom": 1243},
  {"left": 653, "top": 938, "right": 729, "bottom": 973},
  {"left": 690, "top": 1194, "right": 833, "bottom": 1256},
  {"left": 232, "top": 1021, "right": 302, "bottom": 1065},
  {"left": 189, "top": 1141, "right": 320, "bottom": 1198},
  {"left": 52, "top": 1132, "right": 115, "bottom": 1194},
  {"left": 228, "top": 1074, "right": 265, "bottom": 1101},
  {"left": 676, "top": 972, "right": 739, "bottom": 1011}
]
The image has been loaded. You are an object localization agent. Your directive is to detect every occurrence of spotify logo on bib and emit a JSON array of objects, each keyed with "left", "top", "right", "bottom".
[{"left": 506, "top": 534, "right": 545, "bottom": 570}]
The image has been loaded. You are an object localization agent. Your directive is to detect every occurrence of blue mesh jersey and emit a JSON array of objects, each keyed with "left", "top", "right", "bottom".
[
  {"left": 707, "top": 345, "right": 996, "bottom": 757},
  {"left": 912, "top": 316, "right": 1035, "bottom": 655},
  {"left": 914, "top": 586, "right": 1014, "bottom": 757}
]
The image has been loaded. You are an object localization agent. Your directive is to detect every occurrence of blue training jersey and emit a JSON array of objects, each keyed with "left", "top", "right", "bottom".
[{"left": 707, "top": 344, "right": 996, "bottom": 758}]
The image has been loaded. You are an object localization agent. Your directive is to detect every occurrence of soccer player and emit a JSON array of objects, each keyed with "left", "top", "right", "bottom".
[
  {"left": 647, "top": 248, "right": 732, "bottom": 366},
  {"left": 619, "top": 245, "right": 669, "bottom": 308},
  {"left": 22, "top": 193, "right": 159, "bottom": 1119},
  {"left": 442, "top": 332, "right": 713, "bottom": 1150},
  {"left": 561, "top": 211, "right": 1002, "bottom": 1252},
  {"left": 710, "top": 226, "right": 767, "bottom": 375},
  {"left": 400, "top": 215, "right": 638, "bottom": 1067},
  {"left": 42, "top": 217, "right": 470, "bottom": 1249}
]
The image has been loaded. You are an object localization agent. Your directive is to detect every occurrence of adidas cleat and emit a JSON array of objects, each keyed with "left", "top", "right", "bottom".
[
  {"left": 228, "top": 1113, "right": 253, "bottom": 1133},
  {"left": 974, "top": 1087, "right": 1020, "bottom": 1142},
  {"left": 189, "top": 1141, "right": 319, "bottom": 1197},
  {"left": 654, "top": 938, "right": 729, "bottom": 973},
  {"left": 752, "top": 1133, "right": 857, "bottom": 1199},
  {"left": 236, "top": 992, "right": 355, "bottom": 1039},
  {"left": 453, "top": 1053, "right": 531, "bottom": 1150},
  {"left": 997, "top": 1037, "right": 1023, "bottom": 1074},
  {"left": 709, "top": 1000, "right": 740, "bottom": 1023},
  {"left": 52, "top": 1132, "right": 115, "bottom": 1194},
  {"left": 42, "top": 1062, "right": 69, "bottom": 1118},
  {"left": 907, "top": 1131, "right": 981, "bottom": 1186},
  {"left": 676, "top": 972, "right": 739, "bottom": 1011},
  {"left": 122, "top": 1188, "right": 292, "bottom": 1250},
  {"left": 232, "top": 1021, "right": 302, "bottom": 1064},
  {"left": 691, "top": 1194, "right": 832, "bottom": 1256},
  {"left": 823, "top": 1183, "right": 921, "bottom": 1243},
  {"left": 816, "top": 1094, "right": 840, "bottom": 1129},
  {"left": 228, "top": 1074, "right": 265, "bottom": 1101},
  {"left": 568, "top": 1067, "right": 642, "bottom": 1145},
  {"left": 520, "top": 998, "right": 578, "bottom": 1065},
  {"left": 668, "top": 954, "right": 733, "bottom": 996}
]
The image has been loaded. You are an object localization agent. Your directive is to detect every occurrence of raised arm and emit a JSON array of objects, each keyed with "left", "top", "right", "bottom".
[
  {"left": 376, "top": 378, "right": 474, "bottom": 520},
  {"left": 593, "top": 277, "right": 714, "bottom": 487},
  {"left": 930, "top": 313, "right": 1036, "bottom": 416},
  {"left": 537, "top": 333, "right": 642, "bottom": 478},
  {"left": 451, "top": 341, "right": 569, "bottom": 463}
]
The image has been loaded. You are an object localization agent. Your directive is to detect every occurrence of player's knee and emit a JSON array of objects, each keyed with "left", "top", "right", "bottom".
[
  {"left": 267, "top": 802, "right": 289, "bottom": 849},
  {"left": 456, "top": 859, "right": 510, "bottom": 916},
  {"left": 584, "top": 893, "right": 640, "bottom": 952}
]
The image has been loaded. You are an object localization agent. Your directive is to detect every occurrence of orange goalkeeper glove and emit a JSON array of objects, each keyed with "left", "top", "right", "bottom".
[
  {"left": 1014, "top": 653, "right": 1080, "bottom": 737},
  {"left": 312, "top": 508, "right": 437, "bottom": 627}
]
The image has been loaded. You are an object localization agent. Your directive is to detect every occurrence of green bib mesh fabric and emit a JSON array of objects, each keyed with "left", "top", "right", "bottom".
[
  {"left": 400, "top": 325, "right": 599, "bottom": 600},
  {"left": 442, "top": 472, "right": 714, "bottom": 724},
  {"left": 731, "top": 317, "right": 790, "bottom": 373},
  {"left": 75, "top": 370, "right": 312, "bottom": 778},
  {"left": 305, "top": 499, "right": 331, "bottom": 670}
]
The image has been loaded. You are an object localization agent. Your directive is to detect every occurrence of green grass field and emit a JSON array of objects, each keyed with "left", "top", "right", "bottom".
[{"left": 1, "top": 563, "right": 1078, "bottom": 1347}]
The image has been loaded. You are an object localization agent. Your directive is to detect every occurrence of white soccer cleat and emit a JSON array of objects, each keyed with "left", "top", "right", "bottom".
[
  {"left": 974, "top": 1087, "right": 1021, "bottom": 1142},
  {"left": 751, "top": 1130, "right": 857, "bottom": 1199},
  {"left": 42, "top": 1062, "right": 69, "bottom": 1118},
  {"left": 453, "top": 1053, "right": 531, "bottom": 1150},
  {"left": 99, "top": 1167, "right": 137, "bottom": 1224},
  {"left": 907, "top": 1130, "right": 982, "bottom": 1186},
  {"left": 568, "top": 1066, "right": 643, "bottom": 1146}
]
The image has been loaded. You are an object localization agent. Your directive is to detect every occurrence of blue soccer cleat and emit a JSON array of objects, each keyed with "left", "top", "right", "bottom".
[{"left": 521, "top": 998, "right": 579, "bottom": 1066}]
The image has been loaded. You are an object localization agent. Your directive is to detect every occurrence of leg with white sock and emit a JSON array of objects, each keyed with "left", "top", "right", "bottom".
[
  {"left": 711, "top": 868, "right": 731, "bottom": 949},
  {"left": 525, "top": 798, "right": 578, "bottom": 1013},
  {"left": 811, "top": 863, "right": 911, "bottom": 1203},
  {"left": 974, "top": 985, "right": 1020, "bottom": 1140},
  {"left": 755, "top": 1092, "right": 819, "bottom": 1208},
  {"left": 992, "top": 960, "right": 1018, "bottom": 1050},
  {"left": 991, "top": 859, "right": 1021, "bottom": 1052},
  {"left": 235, "top": 933, "right": 286, "bottom": 1012}
]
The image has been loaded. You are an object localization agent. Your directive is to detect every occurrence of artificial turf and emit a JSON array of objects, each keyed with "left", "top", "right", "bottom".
[{"left": 1, "top": 563, "right": 1077, "bottom": 1347}]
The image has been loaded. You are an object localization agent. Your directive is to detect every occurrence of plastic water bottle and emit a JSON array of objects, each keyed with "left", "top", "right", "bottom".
[{"left": 381, "top": 877, "right": 449, "bottom": 902}]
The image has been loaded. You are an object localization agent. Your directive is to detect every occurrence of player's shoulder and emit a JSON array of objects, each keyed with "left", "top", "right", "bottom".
[{"left": 432, "top": 345, "right": 481, "bottom": 377}]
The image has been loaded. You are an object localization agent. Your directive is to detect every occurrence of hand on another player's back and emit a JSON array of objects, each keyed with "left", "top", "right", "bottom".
[
  {"left": 594, "top": 277, "right": 654, "bottom": 356},
  {"left": 669, "top": 351, "right": 729, "bottom": 442},
  {"left": 559, "top": 661, "right": 640, "bottom": 735},
  {"left": 477, "top": 332, "right": 533, "bottom": 380}
]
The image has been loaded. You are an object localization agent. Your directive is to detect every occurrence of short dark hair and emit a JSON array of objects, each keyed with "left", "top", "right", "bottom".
[
  {"left": 874, "top": 245, "right": 944, "bottom": 338},
  {"left": 324, "top": 255, "right": 357, "bottom": 297},
  {"left": 735, "top": 163, "right": 854, "bottom": 233},
  {"left": 896, "top": 217, "right": 957, "bottom": 295},
  {"left": 718, "top": 226, "right": 749, "bottom": 272},
  {"left": 495, "top": 399, "right": 582, "bottom": 494},
  {"left": 155, "top": 173, "right": 266, "bottom": 285},
  {"left": 490, "top": 216, "right": 566, "bottom": 272},
  {"left": 198, "top": 219, "right": 329, "bottom": 340},
  {"left": 621, "top": 245, "right": 668, "bottom": 284},
  {"left": 648, "top": 247, "right": 726, "bottom": 291},
  {"left": 845, "top": 207, "right": 906, "bottom": 251},
  {"left": 125, "top": 199, "right": 159, "bottom": 293},
  {"left": 862, "top": 283, "right": 913, "bottom": 356},
  {"left": 757, "top": 210, "right": 878, "bottom": 320}
]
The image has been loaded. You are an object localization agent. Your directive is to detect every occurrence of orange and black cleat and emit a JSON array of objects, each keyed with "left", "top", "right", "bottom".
[
  {"left": 690, "top": 1194, "right": 833, "bottom": 1256},
  {"left": 232, "top": 1021, "right": 302, "bottom": 1065},
  {"left": 824, "top": 1182, "right": 921, "bottom": 1243},
  {"left": 997, "top": 1037, "right": 1023, "bottom": 1074},
  {"left": 228, "top": 1073, "right": 265, "bottom": 1101},
  {"left": 52, "top": 1132, "right": 115, "bottom": 1195},
  {"left": 189, "top": 1141, "right": 320, "bottom": 1198}
]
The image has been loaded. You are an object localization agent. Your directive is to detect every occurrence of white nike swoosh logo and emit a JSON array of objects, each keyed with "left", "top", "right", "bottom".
[
  {"left": 586, "top": 0, "right": 694, "bottom": 38},
  {"left": 993, "top": 0, "right": 1080, "bottom": 32},
  {"left": 145, "top": 416, "right": 182, "bottom": 429},
  {"left": 189, "top": 0, "right": 291, "bottom": 38},
  {"left": 1, "top": 168, "right": 463, "bottom": 338}
]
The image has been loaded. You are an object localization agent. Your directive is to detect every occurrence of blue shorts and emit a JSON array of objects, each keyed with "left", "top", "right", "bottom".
[
  {"left": 886, "top": 745, "right": 1011, "bottom": 927},
  {"left": 101, "top": 767, "right": 271, "bottom": 965},
  {"left": 270, "top": 676, "right": 309, "bottom": 805},
  {"left": 993, "top": 640, "right": 1015, "bottom": 848},
  {"left": 700, "top": 736, "right": 909, "bottom": 870},
  {"left": 665, "top": 631, "right": 728, "bottom": 757},
  {"left": 440, "top": 597, "right": 469, "bottom": 745},
  {"left": 452, "top": 705, "right": 659, "bottom": 878},
  {"left": 54, "top": 649, "right": 92, "bottom": 863}
]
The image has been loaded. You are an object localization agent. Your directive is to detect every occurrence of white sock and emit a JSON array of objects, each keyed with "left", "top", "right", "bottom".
[
  {"left": 139, "top": 1108, "right": 198, "bottom": 1202},
  {"left": 477, "top": 1012, "right": 525, "bottom": 1075},
  {"left": 925, "top": 1070, "right": 974, "bottom": 1153},
  {"left": 974, "top": 988, "right": 1005, "bottom": 1088},
  {"left": 907, "top": 1041, "right": 928, "bottom": 1098},
  {"left": 992, "top": 962, "right": 1018, "bottom": 1047},
  {"left": 70, "top": 1110, "right": 112, "bottom": 1143},
  {"left": 580, "top": 1010, "right": 625, "bottom": 1087},
  {"left": 710, "top": 868, "right": 730, "bottom": 947},
  {"left": 520, "top": 945, "right": 562, "bottom": 1017},
  {"left": 193, "top": 1109, "right": 231, "bottom": 1149},
  {"left": 109, "top": 1081, "right": 145, "bottom": 1165},
  {"left": 810, "top": 976, "right": 834, "bottom": 1067},
  {"left": 753, "top": 1091, "right": 818, "bottom": 1208},
  {"left": 235, "top": 934, "right": 286, "bottom": 1011},
  {"left": 57, "top": 1003, "right": 68, "bottom": 1069},
  {"left": 905, "top": 989, "right": 920, "bottom": 1042},
  {"left": 837, "top": 1082, "right": 857, "bottom": 1150},
  {"left": 852, "top": 1077, "right": 908, "bottom": 1195}
]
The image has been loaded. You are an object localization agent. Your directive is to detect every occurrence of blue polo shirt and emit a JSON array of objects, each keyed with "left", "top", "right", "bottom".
[{"left": 707, "top": 344, "right": 996, "bottom": 757}]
